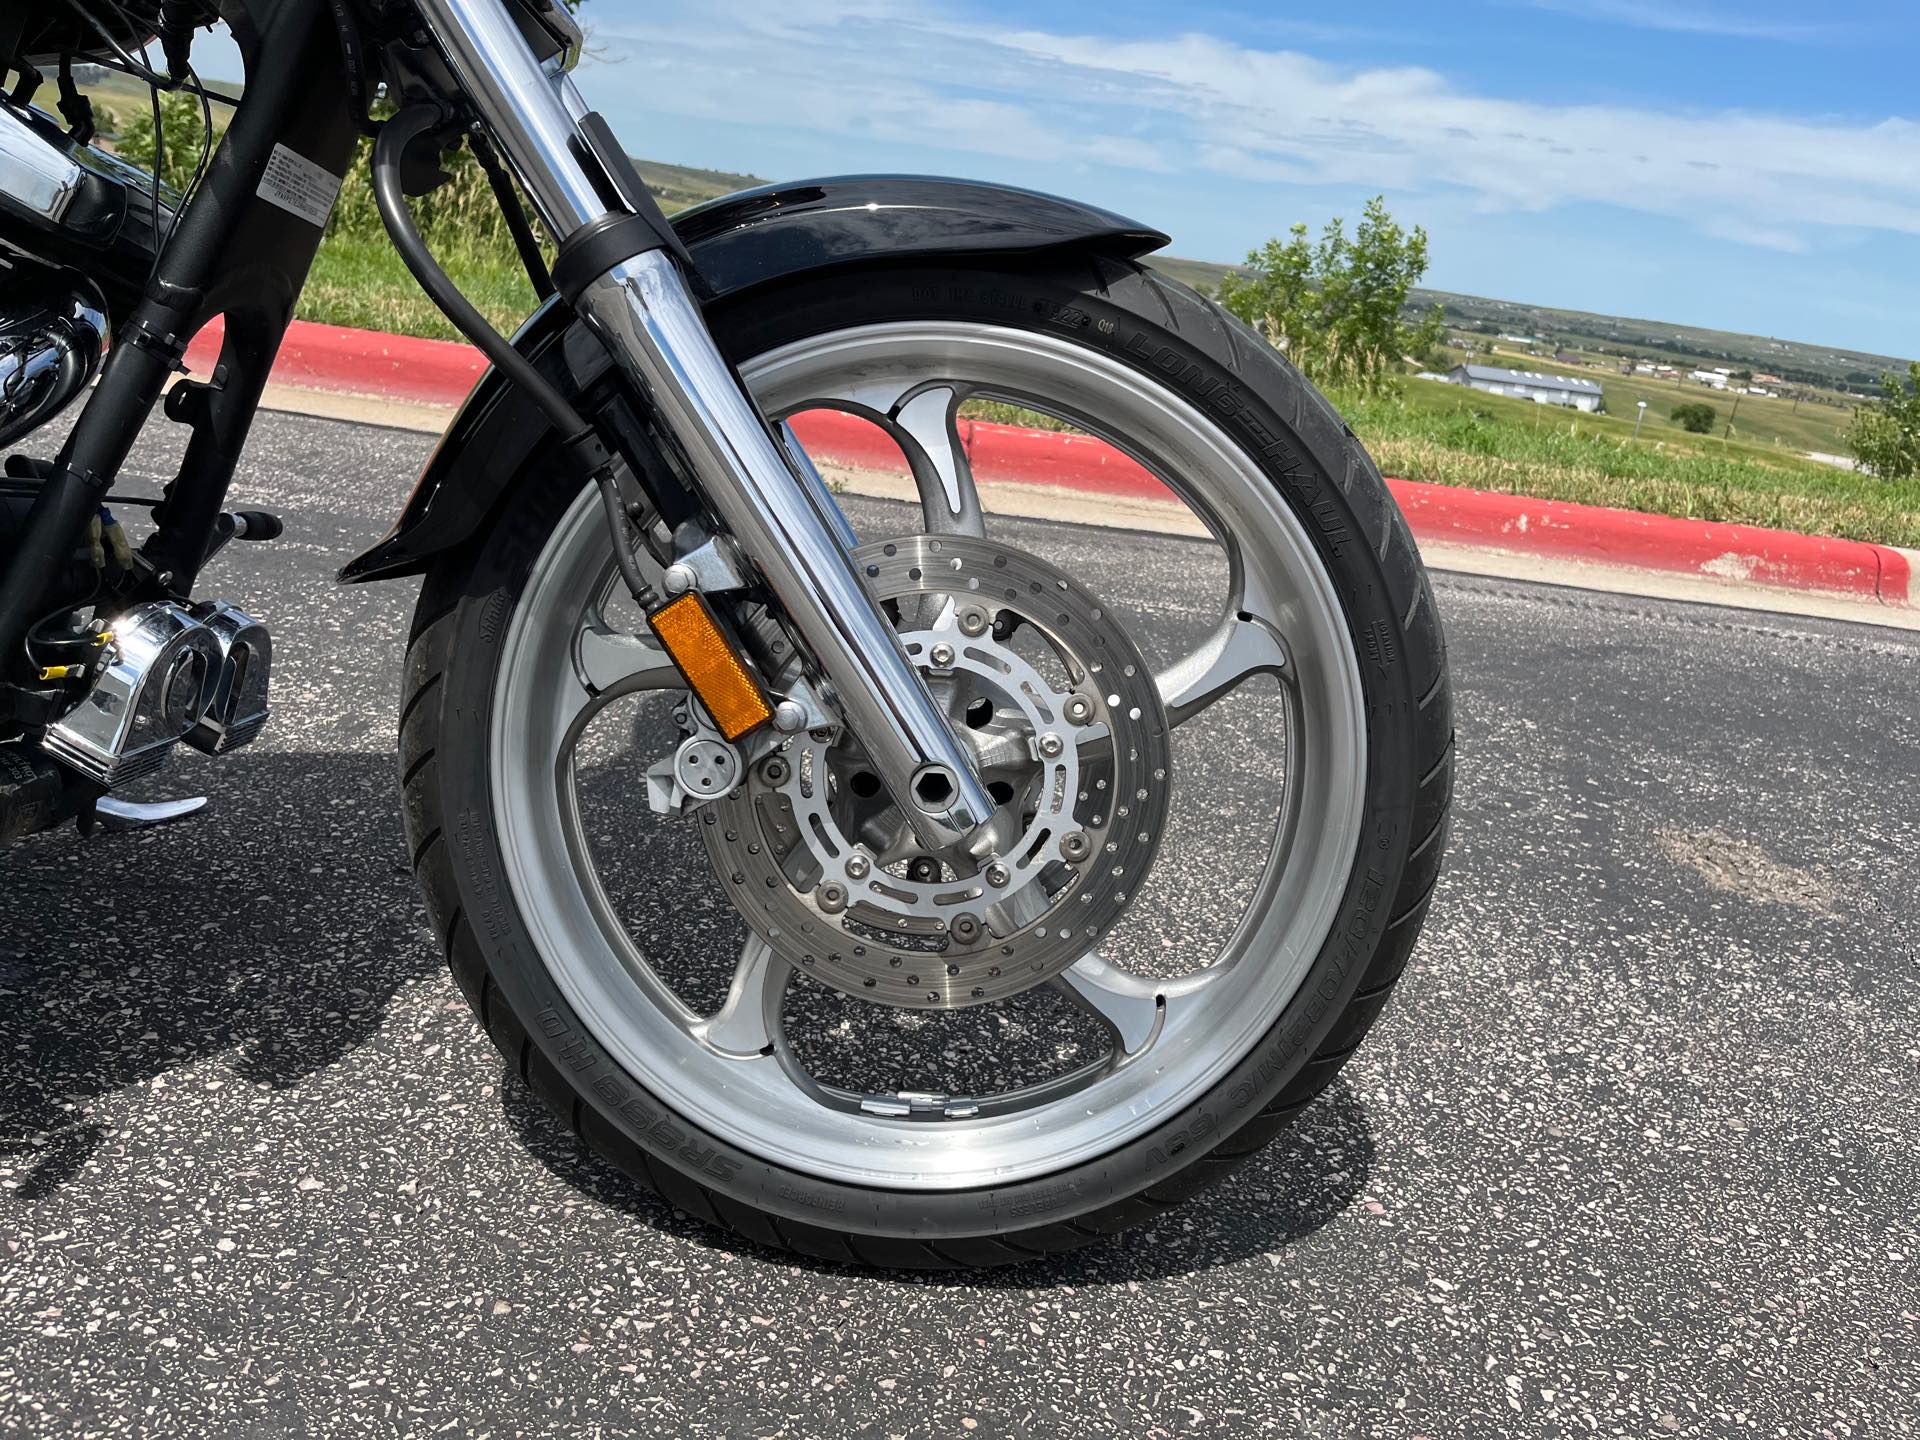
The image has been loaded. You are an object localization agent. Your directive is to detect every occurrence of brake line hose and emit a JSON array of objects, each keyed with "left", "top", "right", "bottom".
[{"left": 370, "top": 103, "right": 655, "bottom": 605}]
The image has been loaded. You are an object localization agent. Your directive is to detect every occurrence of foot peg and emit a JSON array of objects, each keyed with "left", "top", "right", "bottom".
[{"left": 94, "top": 794, "right": 208, "bottom": 832}]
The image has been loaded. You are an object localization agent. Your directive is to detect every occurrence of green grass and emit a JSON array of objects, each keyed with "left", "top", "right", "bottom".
[
  {"left": 282, "top": 246, "right": 1920, "bottom": 546},
  {"left": 1474, "top": 345, "right": 1852, "bottom": 455},
  {"left": 300, "top": 234, "right": 538, "bottom": 341},
  {"left": 1341, "top": 380, "right": 1920, "bottom": 548},
  {"left": 965, "top": 383, "right": 1919, "bottom": 547}
]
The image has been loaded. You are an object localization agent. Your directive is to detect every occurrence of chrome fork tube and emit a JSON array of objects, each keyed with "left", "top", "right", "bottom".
[{"left": 413, "top": 0, "right": 994, "bottom": 846}]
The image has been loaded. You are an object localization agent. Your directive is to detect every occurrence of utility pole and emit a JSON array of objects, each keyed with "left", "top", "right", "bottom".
[
  {"left": 1723, "top": 392, "right": 1741, "bottom": 439},
  {"left": 1633, "top": 400, "right": 1648, "bottom": 439}
]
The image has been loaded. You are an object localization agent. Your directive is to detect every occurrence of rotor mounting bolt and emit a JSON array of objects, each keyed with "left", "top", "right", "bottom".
[
  {"left": 1064, "top": 695, "right": 1093, "bottom": 724},
  {"left": 1037, "top": 731, "right": 1064, "bottom": 760},
  {"left": 771, "top": 700, "right": 807, "bottom": 733},
  {"left": 951, "top": 913, "right": 982, "bottom": 945},
  {"left": 984, "top": 861, "right": 1010, "bottom": 888},
  {"left": 818, "top": 883, "right": 848, "bottom": 915},
  {"left": 1060, "top": 830, "right": 1091, "bottom": 862},
  {"left": 845, "top": 853, "right": 871, "bottom": 880},
  {"left": 958, "top": 607, "right": 989, "bottom": 637},
  {"left": 928, "top": 642, "right": 957, "bottom": 669},
  {"left": 661, "top": 563, "right": 695, "bottom": 597}
]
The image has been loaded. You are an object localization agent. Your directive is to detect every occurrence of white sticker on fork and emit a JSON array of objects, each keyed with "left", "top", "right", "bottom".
[{"left": 255, "top": 143, "right": 343, "bottom": 229}]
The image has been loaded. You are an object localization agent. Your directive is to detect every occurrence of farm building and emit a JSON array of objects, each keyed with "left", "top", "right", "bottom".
[{"left": 1444, "top": 364, "right": 1604, "bottom": 412}]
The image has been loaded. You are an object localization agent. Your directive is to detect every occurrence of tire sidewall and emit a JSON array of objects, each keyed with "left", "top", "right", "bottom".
[{"left": 427, "top": 258, "right": 1424, "bottom": 1239}]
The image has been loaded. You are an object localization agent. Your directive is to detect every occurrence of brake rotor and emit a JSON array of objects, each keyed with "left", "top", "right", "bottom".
[{"left": 699, "top": 534, "right": 1172, "bottom": 1009}]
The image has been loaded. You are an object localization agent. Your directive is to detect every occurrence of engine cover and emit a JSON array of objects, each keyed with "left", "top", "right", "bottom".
[{"left": 0, "top": 261, "right": 107, "bottom": 448}]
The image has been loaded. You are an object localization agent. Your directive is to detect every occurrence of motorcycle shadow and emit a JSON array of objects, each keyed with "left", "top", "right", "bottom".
[
  {"left": 0, "top": 748, "right": 431, "bottom": 1201},
  {"left": 501, "top": 1074, "right": 1375, "bottom": 1285}
]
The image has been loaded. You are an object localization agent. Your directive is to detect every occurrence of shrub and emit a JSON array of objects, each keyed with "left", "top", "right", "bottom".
[
  {"left": 1847, "top": 362, "right": 1920, "bottom": 480},
  {"left": 1671, "top": 402, "right": 1717, "bottom": 434}
]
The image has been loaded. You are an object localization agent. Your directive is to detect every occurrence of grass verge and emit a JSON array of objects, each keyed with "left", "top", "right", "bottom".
[
  {"left": 1338, "top": 383, "right": 1920, "bottom": 548},
  {"left": 967, "top": 385, "right": 1918, "bottom": 548},
  {"left": 291, "top": 248, "right": 1917, "bottom": 548},
  {"left": 301, "top": 235, "right": 537, "bottom": 341}
]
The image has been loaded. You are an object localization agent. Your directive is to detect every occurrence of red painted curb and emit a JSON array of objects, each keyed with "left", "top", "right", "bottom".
[
  {"left": 1387, "top": 482, "right": 1913, "bottom": 607},
  {"left": 184, "top": 316, "right": 487, "bottom": 408},
  {"left": 215, "top": 318, "right": 1915, "bottom": 609},
  {"left": 784, "top": 409, "right": 1914, "bottom": 607}
]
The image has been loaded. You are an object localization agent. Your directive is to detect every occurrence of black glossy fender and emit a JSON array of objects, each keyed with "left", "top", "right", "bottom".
[{"left": 338, "top": 175, "right": 1167, "bottom": 582}]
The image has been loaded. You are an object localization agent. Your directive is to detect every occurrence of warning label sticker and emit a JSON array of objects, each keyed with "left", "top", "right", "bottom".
[{"left": 256, "top": 144, "right": 343, "bottom": 229}]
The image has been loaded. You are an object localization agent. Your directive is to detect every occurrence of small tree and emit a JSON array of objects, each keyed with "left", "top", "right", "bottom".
[
  {"left": 1671, "top": 402, "right": 1717, "bottom": 434},
  {"left": 109, "top": 89, "right": 207, "bottom": 195},
  {"left": 1218, "top": 196, "right": 1442, "bottom": 396},
  {"left": 1847, "top": 362, "right": 1920, "bottom": 480}
]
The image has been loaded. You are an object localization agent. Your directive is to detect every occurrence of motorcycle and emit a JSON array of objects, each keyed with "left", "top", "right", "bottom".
[{"left": 0, "top": 0, "right": 1452, "bottom": 1267}]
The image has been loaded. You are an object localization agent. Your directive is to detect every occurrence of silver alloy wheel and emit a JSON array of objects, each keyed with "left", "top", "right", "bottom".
[{"left": 489, "top": 322, "right": 1368, "bottom": 1189}]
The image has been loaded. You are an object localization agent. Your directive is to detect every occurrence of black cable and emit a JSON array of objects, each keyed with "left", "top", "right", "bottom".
[
  {"left": 469, "top": 131, "right": 555, "bottom": 300},
  {"left": 80, "top": 47, "right": 234, "bottom": 106},
  {"left": 323, "top": 0, "right": 380, "bottom": 135},
  {"left": 372, "top": 105, "right": 656, "bottom": 606},
  {"left": 373, "top": 106, "right": 588, "bottom": 436},
  {"left": 146, "top": 76, "right": 163, "bottom": 263},
  {"left": 152, "top": 56, "right": 214, "bottom": 267},
  {"left": 52, "top": 0, "right": 178, "bottom": 91}
]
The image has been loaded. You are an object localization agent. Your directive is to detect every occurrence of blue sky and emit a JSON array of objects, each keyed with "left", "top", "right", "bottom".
[{"left": 199, "top": 0, "right": 1919, "bottom": 358}]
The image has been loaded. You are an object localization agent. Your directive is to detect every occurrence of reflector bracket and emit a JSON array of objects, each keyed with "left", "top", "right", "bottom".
[{"left": 646, "top": 593, "right": 772, "bottom": 741}]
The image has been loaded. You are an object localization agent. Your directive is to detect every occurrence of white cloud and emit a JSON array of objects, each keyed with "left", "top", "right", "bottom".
[
  {"left": 1512, "top": 0, "right": 1835, "bottom": 42},
  {"left": 584, "top": 1, "right": 1920, "bottom": 255}
]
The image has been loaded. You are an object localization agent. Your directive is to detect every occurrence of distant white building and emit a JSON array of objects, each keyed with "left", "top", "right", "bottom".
[
  {"left": 1445, "top": 364, "right": 1603, "bottom": 412},
  {"left": 1689, "top": 370, "right": 1729, "bottom": 389}
]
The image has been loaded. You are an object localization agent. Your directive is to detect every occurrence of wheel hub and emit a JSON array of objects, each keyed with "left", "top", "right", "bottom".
[{"left": 700, "top": 534, "right": 1172, "bottom": 1008}]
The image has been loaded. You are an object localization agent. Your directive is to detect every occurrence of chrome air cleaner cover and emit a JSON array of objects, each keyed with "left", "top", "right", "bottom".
[{"left": 700, "top": 534, "right": 1171, "bottom": 1009}]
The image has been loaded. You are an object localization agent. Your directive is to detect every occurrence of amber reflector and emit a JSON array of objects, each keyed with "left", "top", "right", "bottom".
[{"left": 646, "top": 593, "right": 772, "bottom": 741}]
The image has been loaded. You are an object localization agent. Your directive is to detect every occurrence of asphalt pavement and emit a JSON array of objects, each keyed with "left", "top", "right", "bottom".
[{"left": 3, "top": 407, "right": 1917, "bottom": 1438}]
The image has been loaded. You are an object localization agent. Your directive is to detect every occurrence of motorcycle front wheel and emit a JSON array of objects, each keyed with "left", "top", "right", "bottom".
[{"left": 398, "top": 255, "right": 1453, "bottom": 1266}]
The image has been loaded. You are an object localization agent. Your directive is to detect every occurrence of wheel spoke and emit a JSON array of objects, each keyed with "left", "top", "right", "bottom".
[
  {"left": 797, "top": 377, "right": 986, "bottom": 539},
  {"left": 1156, "top": 611, "right": 1291, "bottom": 728},
  {"left": 890, "top": 385, "right": 985, "bottom": 538},
  {"left": 1052, "top": 953, "right": 1168, "bottom": 1060},
  {"left": 693, "top": 936, "right": 792, "bottom": 1057},
  {"left": 578, "top": 623, "right": 681, "bottom": 695},
  {"left": 561, "top": 620, "right": 684, "bottom": 740}
]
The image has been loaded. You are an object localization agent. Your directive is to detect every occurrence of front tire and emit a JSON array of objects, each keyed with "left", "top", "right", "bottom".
[{"left": 398, "top": 255, "right": 1453, "bottom": 1266}]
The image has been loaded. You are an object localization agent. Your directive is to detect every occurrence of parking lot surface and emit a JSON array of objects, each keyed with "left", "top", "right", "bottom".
[{"left": 3, "top": 408, "right": 1916, "bottom": 1437}]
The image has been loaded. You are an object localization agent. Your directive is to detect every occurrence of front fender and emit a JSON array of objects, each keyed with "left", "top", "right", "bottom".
[{"left": 339, "top": 175, "right": 1167, "bottom": 583}]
